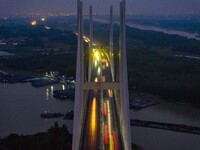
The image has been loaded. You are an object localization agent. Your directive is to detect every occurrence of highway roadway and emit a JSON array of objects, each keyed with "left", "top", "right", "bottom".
[{"left": 80, "top": 48, "right": 123, "bottom": 150}]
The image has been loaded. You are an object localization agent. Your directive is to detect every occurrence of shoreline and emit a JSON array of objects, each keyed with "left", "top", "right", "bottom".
[
  {"left": 1, "top": 68, "right": 199, "bottom": 108},
  {"left": 129, "top": 91, "right": 200, "bottom": 109}
]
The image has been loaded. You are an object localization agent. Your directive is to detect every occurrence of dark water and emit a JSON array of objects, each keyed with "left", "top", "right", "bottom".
[
  {"left": 0, "top": 83, "right": 200, "bottom": 149},
  {"left": 131, "top": 100, "right": 200, "bottom": 150},
  {"left": 0, "top": 51, "right": 14, "bottom": 56},
  {"left": 0, "top": 83, "right": 73, "bottom": 137}
]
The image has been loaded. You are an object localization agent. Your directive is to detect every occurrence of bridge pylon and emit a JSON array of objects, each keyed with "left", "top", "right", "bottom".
[{"left": 72, "top": 0, "right": 132, "bottom": 150}]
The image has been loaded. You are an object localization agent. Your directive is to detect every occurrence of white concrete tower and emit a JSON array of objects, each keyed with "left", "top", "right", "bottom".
[
  {"left": 119, "top": 0, "right": 132, "bottom": 149},
  {"left": 72, "top": 0, "right": 132, "bottom": 149},
  {"left": 72, "top": 0, "right": 84, "bottom": 149},
  {"left": 110, "top": 5, "right": 115, "bottom": 82},
  {"left": 88, "top": 5, "right": 93, "bottom": 81}
]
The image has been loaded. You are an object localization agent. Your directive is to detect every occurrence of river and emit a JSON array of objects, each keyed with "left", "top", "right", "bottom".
[
  {"left": 0, "top": 83, "right": 200, "bottom": 149},
  {"left": 0, "top": 82, "right": 73, "bottom": 137},
  {"left": 93, "top": 18, "right": 200, "bottom": 41},
  {"left": 0, "top": 51, "right": 15, "bottom": 56},
  {"left": 131, "top": 100, "right": 200, "bottom": 150}
]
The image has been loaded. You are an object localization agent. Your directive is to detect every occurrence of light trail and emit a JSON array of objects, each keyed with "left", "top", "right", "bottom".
[
  {"left": 94, "top": 51, "right": 99, "bottom": 57},
  {"left": 102, "top": 58, "right": 107, "bottom": 63},
  {"left": 82, "top": 46, "right": 121, "bottom": 149},
  {"left": 106, "top": 62, "right": 109, "bottom": 67},
  {"left": 104, "top": 124, "right": 109, "bottom": 145},
  {"left": 110, "top": 136, "right": 114, "bottom": 150},
  {"left": 91, "top": 97, "right": 97, "bottom": 134},
  {"left": 104, "top": 102, "right": 107, "bottom": 117},
  {"left": 94, "top": 77, "right": 98, "bottom": 82},
  {"left": 102, "top": 76, "right": 106, "bottom": 82},
  {"left": 94, "top": 60, "right": 97, "bottom": 67},
  {"left": 108, "top": 89, "right": 113, "bottom": 98},
  {"left": 113, "top": 132, "right": 119, "bottom": 150},
  {"left": 102, "top": 65, "right": 106, "bottom": 70},
  {"left": 107, "top": 100, "right": 114, "bottom": 150},
  {"left": 98, "top": 67, "right": 101, "bottom": 75}
]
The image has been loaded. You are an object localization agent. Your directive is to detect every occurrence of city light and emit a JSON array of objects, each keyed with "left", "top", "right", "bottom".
[
  {"left": 45, "top": 26, "right": 51, "bottom": 30},
  {"left": 83, "top": 35, "right": 90, "bottom": 43},
  {"left": 46, "top": 88, "right": 49, "bottom": 100},
  {"left": 62, "top": 84, "right": 65, "bottom": 90},
  {"left": 41, "top": 18, "right": 46, "bottom": 21},
  {"left": 31, "top": 21, "right": 37, "bottom": 26},
  {"left": 50, "top": 86, "right": 54, "bottom": 96}
]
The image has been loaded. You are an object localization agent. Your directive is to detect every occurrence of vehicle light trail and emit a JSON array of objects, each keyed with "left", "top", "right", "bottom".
[
  {"left": 107, "top": 100, "right": 114, "bottom": 150},
  {"left": 106, "top": 62, "right": 109, "bottom": 67},
  {"left": 102, "top": 76, "right": 106, "bottom": 82},
  {"left": 91, "top": 97, "right": 97, "bottom": 134},
  {"left": 113, "top": 132, "right": 119, "bottom": 150},
  {"left": 98, "top": 67, "right": 101, "bottom": 75},
  {"left": 104, "top": 102, "right": 107, "bottom": 117},
  {"left": 94, "top": 51, "right": 100, "bottom": 61},
  {"left": 94, "top": 77, "right": 98, "bottom": 82},
  {"left": 104, "top": 124, "right": 109, "bottom": 145},
  {"left": 108, "top": 90, "right": 113, "bottom": 98},
  {"left": 102, "top": 65, "right": 106, "bottom": 70},
  {"left": 94, "top": 60, "right": 97, "bottom": 67}
]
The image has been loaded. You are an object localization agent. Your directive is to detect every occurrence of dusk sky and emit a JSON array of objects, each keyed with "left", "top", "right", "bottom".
[{"left": 0, "top": 0, "right": 200, "bottom": 16}]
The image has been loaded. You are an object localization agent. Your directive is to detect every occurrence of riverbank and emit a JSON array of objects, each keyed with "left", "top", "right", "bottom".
[{"left": 0, "top": 122, "right": 72, "bottom": 150}]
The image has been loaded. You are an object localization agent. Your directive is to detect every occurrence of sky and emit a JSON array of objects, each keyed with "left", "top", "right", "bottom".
[{"left": 0, "top": 0, "right": 200, "bottom": 16}]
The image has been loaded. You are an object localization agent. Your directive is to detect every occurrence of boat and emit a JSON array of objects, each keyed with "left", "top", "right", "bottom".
[
  {"left": 40, "top": 112, "right": 64, "bottom": 118},
  {"left": 63, "top": 110, "right": 74, "bottom": 120}
]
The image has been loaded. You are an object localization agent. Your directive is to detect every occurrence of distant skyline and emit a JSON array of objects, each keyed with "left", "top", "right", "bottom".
[{"left": 0, "top": 0, "right": 200, "bottom": 17}]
